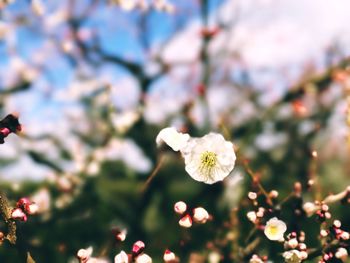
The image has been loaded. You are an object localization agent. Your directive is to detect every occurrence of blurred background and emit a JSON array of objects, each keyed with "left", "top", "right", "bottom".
[{"left": 1, "top": 0, "right": 350, "bottom": 262}]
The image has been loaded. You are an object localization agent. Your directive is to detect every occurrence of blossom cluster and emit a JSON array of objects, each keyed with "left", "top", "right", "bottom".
[
  {"left": 11, "top": 197, "right": 38, "bottom": 222},
  {"left": 174, "top": 201, "right": 210, "bottom": 228},
  {"left": 156, "top": 127, "right": 236, "bottom": 184}
]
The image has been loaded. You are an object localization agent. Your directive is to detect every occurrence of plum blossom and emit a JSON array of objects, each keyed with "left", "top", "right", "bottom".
[
  {"left": 180, "top": 133, "right": 236, "bottom": 184},
  {"left": 264, "top": 217, "right": 287, "bottom": 241},
  {"left": 283, "top": 250, "right": 302, "bottom": 263}
]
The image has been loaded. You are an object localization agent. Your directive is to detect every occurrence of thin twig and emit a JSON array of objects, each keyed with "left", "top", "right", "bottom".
[{"left": 141, "top": 155, "right": 166, "bottom": 193}]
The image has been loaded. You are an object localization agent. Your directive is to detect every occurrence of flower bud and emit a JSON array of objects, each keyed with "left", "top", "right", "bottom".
[
  {"left": 116, "top": 229, "right": 127, "bottom": 242},
  {"left": 26, "top": 203, "right": 39, "bottom": 215},
  {"left": 193, "top": 207, "right": 209, "bottom": 224},
  {"left": 287, "top": 238, "right": 298, "bottom": 249},
  {"left": 247, "top": 211, "right": 257, "bottom": 223},
  {"left": 16, "top": 197, "right": 31, "bottom": 209},
  {"left": 333, "top": 220, "right": 341, "bottom": 228},
  {"left": 256, "top": 207, "right": 265, "bottom": 218},
  {"left": 135, "top": 253, "right": 152, "bottom": 263},
  {"left": 179, "top": 215, "right": 192, "bottom": 228},
  {"left": 248, "top": 192, "right": 257, "bottom": 200},
  {"left": 114, "top": 250, "right": 129, "bottom": 263},
  {"left": 132, "top": 241, "right": 145, "bottom": 256},
  {"left": 269, "top": 190, "right": 279, "bottom": 199},
  {"left": 341, "top": 231, "right": 350, "bottom": 240},
  {"left": 163, "top": 249, "right": 176, "bottom": 262},
  {"left": 300, "top": 251, "right": 308, "bottom": 260},
  {"left": 11, "top": 208, "right": 27, "bottom": 221},
  {"left": 335, "top": 247, "right": 348, "bottom": 261},
  {"left": 77, "top": 247, "right": 93, "bottom": 262},
  {"left": 299, "top": 243, "right": 307, "bottom": 250},
  {"left": 320, "top": 229, "right": 328, "bottom": 237},
  {"left": 174, "top": 201, "right": 187, "bottom": 215}
]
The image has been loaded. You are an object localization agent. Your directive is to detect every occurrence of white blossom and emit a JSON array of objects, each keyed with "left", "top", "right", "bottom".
[
  {"left": 283, "top": 250, "right": 302, "bottom": 263},
  {"left": 264, "top": 217, "right": 287, "bottom": 241},
  {"left": 180, "top": 133, "right": 236, "bottom": 184}
]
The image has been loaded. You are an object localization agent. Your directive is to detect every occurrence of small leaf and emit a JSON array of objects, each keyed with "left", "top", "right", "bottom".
[{"left": 27, "top": 252, "right": 36, "bottom": 263}]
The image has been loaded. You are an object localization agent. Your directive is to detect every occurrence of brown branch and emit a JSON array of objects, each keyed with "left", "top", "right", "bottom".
[{"left": 0, "top": 192, "right": 17, "bottom": 244}]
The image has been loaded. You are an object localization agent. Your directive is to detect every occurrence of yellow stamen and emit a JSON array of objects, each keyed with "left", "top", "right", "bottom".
[{"left": 200, "top": 151, "right": 217, "bottom": 172}]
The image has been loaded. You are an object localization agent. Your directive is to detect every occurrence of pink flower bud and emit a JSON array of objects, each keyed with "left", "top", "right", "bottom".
[
  {"left": 174, "top": 201, "right": 187, "bottom": 215},
  {"left": 116, "top": 230, "right": 127, "bottom": 242},
  {"left": 11, "top": 208, "right": 27, "bottom": 221},
  {"left": 16, "top": 197, "right": 31, "bottom": 209},
  {"left": 132, "top": 241, "right": 145, "bottom": 256},
  {"left": 179, "top": 214, "right": 192, "bottom": 228},
  {"left": 0, "top": 127, "right": 10, "bottom": 136},
  {"left": 163, "top": 249, "right": 176, "bottom": 262},
  {"left": 193, "top": 207, "right": 209, "bottom": 224}
]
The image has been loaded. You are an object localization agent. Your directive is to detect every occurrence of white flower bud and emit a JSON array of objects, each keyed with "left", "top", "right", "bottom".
[
  {"left": 11, "top": 208, "right": 27, "bottom": 221},
  {"left": 77, "top": 247, "right": 93, "bottom": 261},
  {"left": 333, "top": 220, "right": 341, "bottom": 228},
  {"left": 179, "top": 215, "right": 192, "bottom": 228},
  {"left": 174, "top": 201, "right": 187, "bottom": 214},
  {"left": 247, "top": 211, "right": 257, "bottom": 223},
  {"left": 27, "top": 203, "right": 39, "bottom": 215},
  {"left": 298, "top": 243, "right": 307, "bottom": 250},
  {"left": 208, "top": 252, "right": 221, "bottom": 263},
  {"left": 341, "top": 231, "right": 350, "bottom": 240},
  {"left": 256, "top": 207, "right": 265, "bottom": 218},
  {"left": 193, "top": 207, "right": 209, "bottom": 224},
  {"left": 335, "top": 247, "right": 348, "bottom": 260},
  {"left": 300, "top": 251, "right": 308, "bottom": 260},
  {"left": 156, "top": 127, "right": 190, "bottom": 152},
  {"left": 269, "top": 190, "right": 279, "bottom": 198},
  {"left": 287, "top": 238, "right": 298, "bottom": 249},
  {"left": 163, "top": 249, "right": 175, "bottom": 262},
  {"left": 135, "top": 253, "right": 152, "bottom": 263},
  {"left": 321, "top": 204, "right": 329, "bottom": 211},
  {"left": 248, "top": 192, "right": 257, "bottom": 200},
  {"left": 320, "top": 229, "right": 328, "bottom": 237},
  {"left": 114, "top": 251, "right": 129, "bottom": 263},
  {"left": 116, "top": 229, "right": 127, "bottom": 242}
]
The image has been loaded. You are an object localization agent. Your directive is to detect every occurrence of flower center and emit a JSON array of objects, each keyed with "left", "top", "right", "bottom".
[
  {"left": 266, "top": 225, "right": 279, "bottom": 236},
  {"left": 200, "top": 151, "right": 217, "bottom": 169}
]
